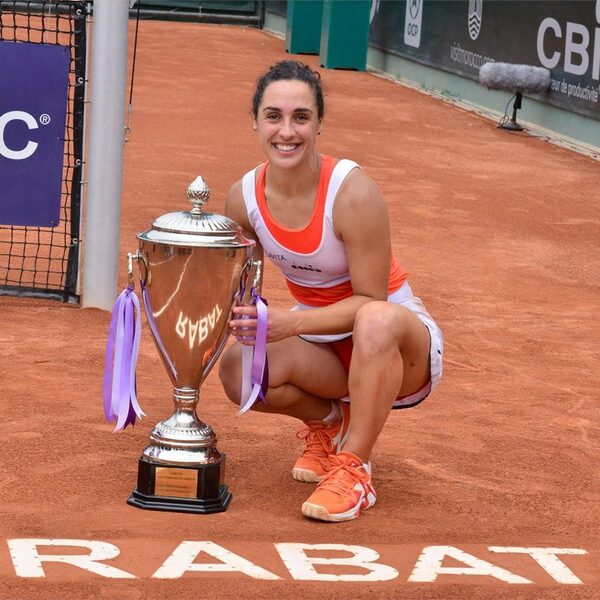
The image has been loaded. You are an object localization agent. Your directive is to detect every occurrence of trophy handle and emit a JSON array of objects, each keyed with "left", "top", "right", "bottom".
[
  {"left": 239, "top": 258, "right": 262, "bottom": 304},
  {"left": 205, "top": 258, "right": 263, "bottom": 378},
  {"left": 129, "top": 251, "right": 150, "bottom": 287},
  {"left": 249, "top": 258, "right": 262, "bottom": 291}
]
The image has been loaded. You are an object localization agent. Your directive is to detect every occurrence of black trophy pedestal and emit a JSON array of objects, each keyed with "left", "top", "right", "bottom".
[{"left": 127, "top": 455, "right": 232, "bottom": 514}]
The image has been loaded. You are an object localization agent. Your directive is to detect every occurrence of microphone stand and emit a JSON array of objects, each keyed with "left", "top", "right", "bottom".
[{"left": 499, "top": 92, "right": 524, "bottom": 131}]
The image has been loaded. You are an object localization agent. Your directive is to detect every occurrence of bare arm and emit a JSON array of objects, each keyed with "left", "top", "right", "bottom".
[{"left": 225, "top": 178, "right": 264, "bottom": 293}]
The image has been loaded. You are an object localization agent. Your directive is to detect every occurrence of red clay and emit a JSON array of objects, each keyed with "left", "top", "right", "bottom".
[{"left": 1, "top": 21, "right": 599, "bottom": 599}]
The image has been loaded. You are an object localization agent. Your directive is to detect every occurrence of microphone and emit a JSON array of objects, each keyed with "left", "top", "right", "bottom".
[
  {"left": 478, "top": 62, "right": 551, "bottom": 131},
  {"left": 479, "top": 62, "right": 550, "bottom": 95}
]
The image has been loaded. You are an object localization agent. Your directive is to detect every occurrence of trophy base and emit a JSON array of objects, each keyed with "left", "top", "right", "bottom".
[
  {"left": 127, "top": 455, "right": 232, "bottom": 514},
  {"left": 127, "top": 486, "right": 232, "bottom": 514}
]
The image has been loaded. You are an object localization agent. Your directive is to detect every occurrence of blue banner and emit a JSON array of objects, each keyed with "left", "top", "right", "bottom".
[{"left": 0, "top": 41, "right": 70, "bottom": 227}]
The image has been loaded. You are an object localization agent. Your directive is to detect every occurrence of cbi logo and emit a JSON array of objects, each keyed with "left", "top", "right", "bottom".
[
  {"left": 0, "top": 110, "right": 50, "bottom": 160},
  {"left": 537, "top": 0, "right": 600, "bottom": 77}
]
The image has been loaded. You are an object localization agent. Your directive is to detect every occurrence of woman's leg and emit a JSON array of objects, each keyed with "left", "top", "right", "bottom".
[
  {"left": 301, "top": 301, "right": 432, "bottom": 521},
  {"left": 342, "top": 301, "right": 432, "bottom": 462},
  {"left": 219, "top": 335, "right": 349, "bottom": 422}
]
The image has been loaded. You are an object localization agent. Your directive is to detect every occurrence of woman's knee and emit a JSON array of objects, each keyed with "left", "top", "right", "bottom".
[
  {"left": 353, "top": 301, "right": 409, "bottom": 354},
  {"left": 218, "top": 345, "right": 242, "bottom": 405}
]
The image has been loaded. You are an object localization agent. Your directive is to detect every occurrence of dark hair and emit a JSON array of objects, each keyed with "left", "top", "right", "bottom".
[{"left": 251, "top": 60, "right": 325, "bottom": 121}]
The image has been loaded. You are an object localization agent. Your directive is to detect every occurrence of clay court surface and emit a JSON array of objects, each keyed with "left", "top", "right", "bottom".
[{"left": 1, "top": 20, "right": 599, "bottom": 599}]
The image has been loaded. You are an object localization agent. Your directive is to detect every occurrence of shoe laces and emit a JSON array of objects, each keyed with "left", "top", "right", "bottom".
[
  {"left": 297, "top": 424, "right": 335, "bottom": 463},
  {"left": 316, "top": 455, "right": 370, "bottom": 499}
]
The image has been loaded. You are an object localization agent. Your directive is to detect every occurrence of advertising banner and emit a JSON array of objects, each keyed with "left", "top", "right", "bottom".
[
  {"left": 369, "top": 0, "right": 600, "bottom": 121},
  {"left": 0, "top": 41, "right": 70, "bottom": 227}
]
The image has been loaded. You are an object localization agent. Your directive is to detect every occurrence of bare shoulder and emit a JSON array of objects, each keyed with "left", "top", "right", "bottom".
[{"left": 333, "top": 167, "right": 389, "bottom": 236}]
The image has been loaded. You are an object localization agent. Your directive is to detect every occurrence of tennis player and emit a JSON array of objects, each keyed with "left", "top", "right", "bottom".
[{"left": 219, "top": 60, "right": 443, "bottom": 522}]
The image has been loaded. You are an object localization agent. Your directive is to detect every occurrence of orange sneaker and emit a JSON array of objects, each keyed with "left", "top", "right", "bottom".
[
  {"left": 292, "top": 401, "right": 350, "bottom": 482},
  {"left": 301, "top": 450, "right": 376, "bottom": 522}
]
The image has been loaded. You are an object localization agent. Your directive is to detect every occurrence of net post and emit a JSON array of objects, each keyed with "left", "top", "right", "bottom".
[{"left": 81, "top": 0, "right": 130, "bottom": 310}]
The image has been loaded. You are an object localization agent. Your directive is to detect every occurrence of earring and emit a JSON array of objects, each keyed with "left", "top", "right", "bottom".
[{"left": 253, "top": 124, "right": 257, "bottom": 131}]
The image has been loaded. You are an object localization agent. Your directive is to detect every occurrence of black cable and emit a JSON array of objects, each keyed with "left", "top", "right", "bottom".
[
  {"left": 497, "top": 94, "right": 515, "bottom": 128},
  {"left": 129, "top": 1, "right": 141, "bottom": 106},
  {"left": 125, "top": 1, "right": 141, "bottom": 141}
]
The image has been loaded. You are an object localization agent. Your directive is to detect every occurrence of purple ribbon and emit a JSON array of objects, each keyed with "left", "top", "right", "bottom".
[
  {"left": 238, "top": 288, "right": 269, "bottom": 415},
  {"left": 102, "top": 284, "right": 145, "bottom": 431}
]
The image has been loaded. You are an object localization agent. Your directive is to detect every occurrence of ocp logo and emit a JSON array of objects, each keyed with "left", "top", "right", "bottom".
[
  {"left": 0, "top": 110, "right": 45, "bottom": 160},
  {"left": 404, "top": 0, "right": 423, "bottom": 48},
  {"left": 468, "top": 0, "right": 483, "bottom": 40}
]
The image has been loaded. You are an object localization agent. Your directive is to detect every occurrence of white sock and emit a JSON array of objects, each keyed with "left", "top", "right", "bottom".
[{"left": 322, "top": 400, "right": 341, "bottom": 426}]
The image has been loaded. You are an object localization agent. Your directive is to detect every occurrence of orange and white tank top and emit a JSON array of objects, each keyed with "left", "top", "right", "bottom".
[{"left": 241, "top": 155, "right": 407, "bottom": 307}]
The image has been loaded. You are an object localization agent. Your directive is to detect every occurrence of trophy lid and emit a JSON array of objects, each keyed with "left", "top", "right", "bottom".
[{"left": 137, "top": 176, "right": 254, "bottom": 248}]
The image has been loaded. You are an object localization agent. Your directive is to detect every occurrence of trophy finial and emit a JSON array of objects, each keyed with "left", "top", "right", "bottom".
[{"left": 187, "top": 176, "right": 210, "bottom": 214}]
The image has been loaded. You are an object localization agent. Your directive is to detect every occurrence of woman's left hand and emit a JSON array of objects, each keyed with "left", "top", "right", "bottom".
[{"left": 230, "top": 305, "right": 298, "bottom": 345}]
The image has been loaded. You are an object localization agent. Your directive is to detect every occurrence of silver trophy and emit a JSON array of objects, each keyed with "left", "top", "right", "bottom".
[{"left": 127, "top": 176, "right": 256, "bottom": 514}]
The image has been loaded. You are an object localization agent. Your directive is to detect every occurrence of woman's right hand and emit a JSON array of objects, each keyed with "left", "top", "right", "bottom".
[{"left": 230, "top": 304, "right": 299, "bottom": 346}]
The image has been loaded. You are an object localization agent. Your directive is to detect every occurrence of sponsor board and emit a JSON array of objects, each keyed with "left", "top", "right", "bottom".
[
  {"left": 404, "top": 0, "right": 423, "bottom": 48},
  {"left": 369, "top": 0, "right": 600, "bottom": 120},
  {"left": 0, "top": 41, "right": 69, "bottom": 227}
]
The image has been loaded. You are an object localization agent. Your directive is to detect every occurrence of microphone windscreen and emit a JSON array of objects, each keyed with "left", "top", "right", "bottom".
[{"left": 479, "top": 62, "right": 551, "bottom": 94}]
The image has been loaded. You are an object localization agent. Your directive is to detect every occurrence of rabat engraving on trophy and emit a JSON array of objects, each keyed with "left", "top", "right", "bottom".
[{"left": 175, "top": 304, "right": 223, "bottom": 349}]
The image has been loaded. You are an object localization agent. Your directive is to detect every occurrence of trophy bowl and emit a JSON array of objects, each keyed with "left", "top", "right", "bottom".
[{"left": 127, "top": 176, "right": 255, "bottom": 514}]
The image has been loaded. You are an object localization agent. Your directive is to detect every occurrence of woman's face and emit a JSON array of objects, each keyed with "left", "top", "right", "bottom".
[{"left": 254, "top": 79, "right": 321, "bottom": 170}]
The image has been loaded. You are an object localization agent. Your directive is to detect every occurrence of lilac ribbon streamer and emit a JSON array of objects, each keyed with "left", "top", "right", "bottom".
[
  {"left": 102, "top": 285, "right": 145, "bottom": 431},
  {"left": 238, "top": 288, "right": 269, "bottom": 415}
]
